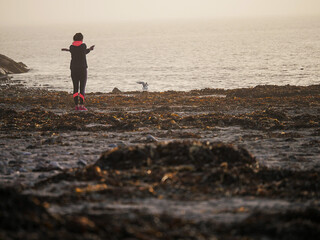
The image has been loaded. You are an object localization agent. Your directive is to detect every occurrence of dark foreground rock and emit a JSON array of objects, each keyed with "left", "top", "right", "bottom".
[
  {"left": 1, "top": 140, "right": 320, "bottom": 240},
  {"left": 216, "top": 207, "right": 320, "bottom": 240}
]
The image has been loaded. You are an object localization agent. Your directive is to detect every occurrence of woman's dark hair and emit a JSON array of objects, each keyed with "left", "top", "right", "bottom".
[{"left": 73, "top": 33, "right": 83, "bottom": 41}]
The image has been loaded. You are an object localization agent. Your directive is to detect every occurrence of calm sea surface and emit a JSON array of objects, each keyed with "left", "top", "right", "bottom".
[{"left": 1, "top": 17, "right": 320, "bottom": 92}]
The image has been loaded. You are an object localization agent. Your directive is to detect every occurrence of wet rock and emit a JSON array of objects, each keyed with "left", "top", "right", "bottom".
[
  {"left": 33, "top": 161, "right": 63, "bottom": 172},
  {"left": 108, "top": 143, "right": 118, "bottom": 148},
  {"left": 0, "top": 72, "right": 10, "bottom": 80},
  {"left": 0, "top": 161, "right": 8, "bottom": 174},
  {"left": 116, "top": 141, "right": 127, "bottom": 147},
  {"left": 26, "top": 144, "right": 38, "bottom": 149},
  {"left": 112, "top": 87, "right": 121, "bottom": 93},
  {"left": 18, "top": 167, "right": 28, "bottom": 173},
  {"left": 8, "top": 160, "right": 22, "bottom": 165},
  {"left": 0, "top": 67, "right": 6, "bottom": 76},
  {"left": 34, "top": 162, "right": 47, "bottom": 172},
  {"left": 0, "top": 54, "right": 29, "bottom": 75},
  {"left": 38, "top": 173, "right": 47, "bottom": 179},
  {"left": 77, "top": 159, "right": 87, "bottom": 167},
  {"left": 107, "top": 142, "right": 127, "bottom": 148},
  {"left": 49, "top": 161, "right": 63, "bottom": 170},
  {"left": 42, "top": 136, "right": 63, "bottom": 145},
  {"left": 21, "top": 151, "right": 32, "bottom": 156},
  {"left": 146, "top": 134, "right": 158, "bottom": 142}
]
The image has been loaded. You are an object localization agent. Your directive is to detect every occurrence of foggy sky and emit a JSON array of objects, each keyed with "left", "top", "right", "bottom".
[{"left": 1, "top": 0, "right": 320, "bottom": 26}]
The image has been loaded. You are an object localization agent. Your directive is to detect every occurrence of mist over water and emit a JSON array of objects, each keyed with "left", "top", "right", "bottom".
[{"left": 1, "top": 17, "right": 319, "bottom": 92}]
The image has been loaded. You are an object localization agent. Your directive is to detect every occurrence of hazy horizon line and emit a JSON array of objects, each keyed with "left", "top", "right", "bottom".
[{"left": 1, "top": 13, "right": 320, "bottom": 28}]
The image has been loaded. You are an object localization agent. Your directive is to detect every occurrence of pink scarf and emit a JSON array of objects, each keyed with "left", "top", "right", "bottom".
[{"left": 72, "top": 41, "right": 83, "bottom": 46}]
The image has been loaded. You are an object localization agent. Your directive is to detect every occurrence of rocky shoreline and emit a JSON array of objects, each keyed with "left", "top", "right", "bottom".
[
  {"left": 0, "top": 83, "right": 319, "bottom": 239},
  {"left": 0, "top": 54, "right": 29, "bottom": 80}
]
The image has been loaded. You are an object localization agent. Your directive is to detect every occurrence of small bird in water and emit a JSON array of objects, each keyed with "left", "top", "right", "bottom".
[{"left": 137, "top": 81, "right": 148, "bottom": 91}]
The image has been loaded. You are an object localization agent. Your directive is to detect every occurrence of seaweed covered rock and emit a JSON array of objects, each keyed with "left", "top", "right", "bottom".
[
  {"left": 226, "top": 84, "right": 320, "bottom": 98},
  {"left": 95, "top": 141, "right": 257, "bottom": 170}
]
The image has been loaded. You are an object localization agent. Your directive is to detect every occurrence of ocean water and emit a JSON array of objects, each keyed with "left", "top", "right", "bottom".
[{"left": 1, "top": 17, "right": 320, "bottom": 93}]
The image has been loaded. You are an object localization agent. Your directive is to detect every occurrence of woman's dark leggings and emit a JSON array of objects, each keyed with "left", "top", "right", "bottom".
[{"left": 71, "top": 68, "right": 87, "bottom": 105}]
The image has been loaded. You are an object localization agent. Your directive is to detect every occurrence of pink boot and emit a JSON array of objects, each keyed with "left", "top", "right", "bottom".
[{"left": 79, "top": 106, "right": 88, "bottom": 111}]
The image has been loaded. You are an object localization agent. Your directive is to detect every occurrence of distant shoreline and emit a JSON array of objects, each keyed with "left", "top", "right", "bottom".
[{"left": 3, "top": 77, "right": 320, "bottom": 96}]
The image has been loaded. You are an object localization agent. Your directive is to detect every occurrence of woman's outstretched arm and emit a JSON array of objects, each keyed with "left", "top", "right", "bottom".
[
  {"left": 61, "top": 48, "right": 70, "bottom": 51},
  {"left": 86, "top": 45, "right": 95, "bottom": 54}
]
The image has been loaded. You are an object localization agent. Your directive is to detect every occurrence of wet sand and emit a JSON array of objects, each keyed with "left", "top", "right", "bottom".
[{"left": 0, "top": 82, "right": 319, "bottom": 239}]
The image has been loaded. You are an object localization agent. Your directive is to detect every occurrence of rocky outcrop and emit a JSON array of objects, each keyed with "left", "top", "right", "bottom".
[{"left": 0, "top": 54, "right": 29, "bottom": 79}]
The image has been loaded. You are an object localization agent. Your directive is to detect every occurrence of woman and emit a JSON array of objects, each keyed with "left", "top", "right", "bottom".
[{"left": 62, "top": 33, "right": 94, "bottom": 111}]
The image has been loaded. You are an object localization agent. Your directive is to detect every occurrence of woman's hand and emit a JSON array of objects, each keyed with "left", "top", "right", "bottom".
[{"left": 89, "top": 45, "right": 95, "bottom": 51}]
